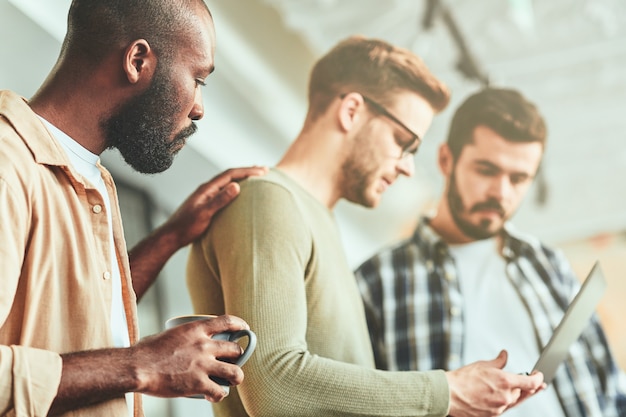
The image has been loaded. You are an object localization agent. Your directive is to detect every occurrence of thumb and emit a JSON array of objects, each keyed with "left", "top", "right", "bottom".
[{"left": 488, "top": 349, "right": 508, "bottom": 369}]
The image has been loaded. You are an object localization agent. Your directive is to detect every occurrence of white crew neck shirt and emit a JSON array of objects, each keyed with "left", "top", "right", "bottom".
[{"left": 448, "top": 237, "right": 565, "bottom": 417}]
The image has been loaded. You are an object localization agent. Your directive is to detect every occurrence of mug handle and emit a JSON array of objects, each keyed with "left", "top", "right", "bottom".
[
  {"left": 227, "top": 330, "right": 257, "bottom": 367},
  {"left": 210, "top": 330, "right": 257, "bottom": 388}
]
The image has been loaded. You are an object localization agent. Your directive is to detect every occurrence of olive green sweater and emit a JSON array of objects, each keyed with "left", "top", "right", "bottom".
[{"left": 186, "top": 168, "right": 449, "bottom": 417}]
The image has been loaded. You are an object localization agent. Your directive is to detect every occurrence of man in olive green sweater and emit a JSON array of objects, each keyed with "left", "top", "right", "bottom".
[{"left": 186, "top": 36, "right": 545, "bottom": 417}]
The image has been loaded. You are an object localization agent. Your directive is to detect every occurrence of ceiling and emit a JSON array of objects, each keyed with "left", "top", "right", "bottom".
[{"left": 2, "top": 0, "right": 626, "bottom": 266}]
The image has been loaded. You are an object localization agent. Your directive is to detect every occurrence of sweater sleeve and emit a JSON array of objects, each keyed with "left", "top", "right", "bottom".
[{"left": 189, "top": 179, "right": 449, "bottom": 417}]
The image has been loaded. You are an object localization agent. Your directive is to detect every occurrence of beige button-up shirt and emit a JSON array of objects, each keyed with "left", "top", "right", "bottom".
[{"left": 0, "top": 90, "right": 141, "bottom": 417}]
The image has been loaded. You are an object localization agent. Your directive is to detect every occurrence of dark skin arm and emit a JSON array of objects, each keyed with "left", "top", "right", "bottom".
[
  {"left": 48, "top": 315, "right": 248, "bottom": 416},
  {"left": 129, "top": 166, "right": 268, "bottom": 301}
]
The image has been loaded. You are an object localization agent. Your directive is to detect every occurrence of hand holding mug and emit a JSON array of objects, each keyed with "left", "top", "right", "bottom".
[
  {"left": 128, "top": 314, "right": 250, "bottom": 402},
  {"left": 165, "top": 314, "right": 257, "bottom": 397}
]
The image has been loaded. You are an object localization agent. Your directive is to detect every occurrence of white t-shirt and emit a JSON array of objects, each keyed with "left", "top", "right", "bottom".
[
  {"left": 39, "top": 117, "right": 133, "bottom": 415},
  {"left": 448, "top": 238, "right": 565, "bottom": 417}
]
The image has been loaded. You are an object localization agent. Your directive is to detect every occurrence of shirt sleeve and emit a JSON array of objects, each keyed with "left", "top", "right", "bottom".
[
  {"left": 0, "top": 178, "right": 63, "bottom": 417},
  {"left": 192, "top": 179, "right": 449, "bottom": 417},
  {"left": 550, "top": 248, "right": 626, "bottom": 414},
  {"left": 0, "top": 346, "right": 62, "bottom": 417},
  {"left": 354, "top": 257, "right": 389, "bottom": 370}
]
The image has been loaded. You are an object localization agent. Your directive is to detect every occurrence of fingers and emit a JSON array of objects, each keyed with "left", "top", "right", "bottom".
[
  {"left": 204, "top": 385, "right": 230, "bottom": 402},
  {"left": 191, "top": 166, "right": 268, "bottom": 215},
  {"left": 203, "top": 363, "right": 243, "bottom": 402},
  {"left": 506, "top": 373, "right": 545, "bottom": 411},
  {"left": 215, "top": 166, "right": 269, "bottom": 182},
  {"left": 512, "top": 370, "right": 545, "bottom": 391},
  {"left": 208, "top": 359, "right": 245, "bottom": 386},
  {"left": 201, "top": 314, "right": 250, "bottom": 335},
  {"left": 206, "top": 166, "right": 268, "bottom": 191},
  {"left": 178, "top": 360, "right": 243, "bottom": 402},
  {"left": 199, "top": 182, "right": 241, "bottom": 215}
]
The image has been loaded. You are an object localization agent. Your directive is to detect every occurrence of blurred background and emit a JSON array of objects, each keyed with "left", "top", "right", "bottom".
[{"left": 1, "top": 0, "right": 625, "bottom": 415}]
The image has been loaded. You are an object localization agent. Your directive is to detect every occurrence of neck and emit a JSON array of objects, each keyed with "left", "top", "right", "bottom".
[
  {"left": 28, "top": 58, "right": 119, "bottom": 155},
  {"left": 276, "top": 127, "right": 346, "bottom": 209},
  {"left": 429, "top": 199, "right": 474, "bottom": 245}
]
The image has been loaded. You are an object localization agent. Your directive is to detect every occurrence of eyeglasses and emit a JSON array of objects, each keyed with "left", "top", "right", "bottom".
[{"left": 341, "top": 93, "right": 422, "bottom": 159}]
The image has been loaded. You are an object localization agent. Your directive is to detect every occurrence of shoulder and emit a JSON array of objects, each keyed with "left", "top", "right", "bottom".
[
  {"left": 0, "top": 118, "right": 36, "bottom": 199},
  {"left": 210, "top": 170, "right": 311, "bottom": 236},
  {"left": 228, "top": 172, "right": 304, "bottom": 221},
  {"left": 0, "top": 91, "right": 53, "bottom": 184},
  {"left": 504, "top": 223, "right": 578, "bottom": 290},
  {"left": 504, "top": 222, "right": 564, "bottom": 260},
  {"left": 239, "top": 170, "right": 297, "bottom": 199}
]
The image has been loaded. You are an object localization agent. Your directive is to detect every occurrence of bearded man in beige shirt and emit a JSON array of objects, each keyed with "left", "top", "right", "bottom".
[{"left": 0, "top": 1, "right": 266, "bottom": 416}]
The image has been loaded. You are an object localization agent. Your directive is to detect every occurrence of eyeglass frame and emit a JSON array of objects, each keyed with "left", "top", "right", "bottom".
[{"left": 339, "top": 93, "right": 422, "bottom": 159}]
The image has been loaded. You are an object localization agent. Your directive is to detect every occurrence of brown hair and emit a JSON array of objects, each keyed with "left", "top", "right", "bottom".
[
  {"left": 307, "top": 35, "right": 450, "bottom": 119},
  {"left": 446, "top": 87, "right": 547, "bottom": 159}
]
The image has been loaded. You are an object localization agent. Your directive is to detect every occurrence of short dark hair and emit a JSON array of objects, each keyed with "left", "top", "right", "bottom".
[
  {"left": 307, "top": 35, "right": 450, "bottom": 119},
  {"left": 62, "top": 0, "right": 210, "bottom": 65},
  {"left": 446, "top": 87, "right": 547, "bottom": 159}
]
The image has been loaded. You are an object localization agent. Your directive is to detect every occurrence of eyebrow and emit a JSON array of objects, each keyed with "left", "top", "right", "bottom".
[
  {"left": 473, "top": 159, "right": 533, "bottom": 177},
  {"left": 196, "top": 64, "right": 215, "bottom": 82},
  {"left": 473, "top": 160, "right": 500, "bottom": 170}
]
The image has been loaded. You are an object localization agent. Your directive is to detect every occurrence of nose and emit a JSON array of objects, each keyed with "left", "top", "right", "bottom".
[
  {"left": 397, "top": 154, "right": 415, "bottom": 177},
  {"left": 189, "top": 88, "right": 205, "bottom": 121},
  {"left": 487, "top": 175, "right": 512, "bottom": 201}
]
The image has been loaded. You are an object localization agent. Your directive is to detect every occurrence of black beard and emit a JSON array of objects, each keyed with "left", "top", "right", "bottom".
[
  {"left": 102, "top": 69, "right": 197, "bottom": 174},
  {"left": 447, "top": 167, "right": 504, "bottom": 240}
]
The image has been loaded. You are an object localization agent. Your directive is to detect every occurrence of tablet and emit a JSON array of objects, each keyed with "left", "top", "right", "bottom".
[{"left": 532, "top": 261, "right": 606, "bottom": 383}]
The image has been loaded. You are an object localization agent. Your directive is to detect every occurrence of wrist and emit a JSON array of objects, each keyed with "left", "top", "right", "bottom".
[
  {"left": 125, "top": 345, "right": 149, "bottom": 394},
  {"left": 130, "top": 223, "right": 179, "bottom": 263},
  {"left": 151, "top": 222, "right": 184, "bottom": 254}
]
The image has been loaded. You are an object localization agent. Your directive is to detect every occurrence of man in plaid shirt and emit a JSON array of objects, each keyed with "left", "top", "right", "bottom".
[{"left": 355, "top": 87, "right": 626, "bottom": 417}]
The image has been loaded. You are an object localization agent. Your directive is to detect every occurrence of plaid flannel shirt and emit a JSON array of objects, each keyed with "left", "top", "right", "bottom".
[{"left": 355, "top": 218, "right": 626, "bottom": 417}]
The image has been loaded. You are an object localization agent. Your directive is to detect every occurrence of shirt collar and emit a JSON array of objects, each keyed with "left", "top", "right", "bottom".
[
  {"left": 0, "top": 90, "right": 72, "bottom": 167},
  {"left": 413, "top": 216, "right": 534, "bottom": 262}
]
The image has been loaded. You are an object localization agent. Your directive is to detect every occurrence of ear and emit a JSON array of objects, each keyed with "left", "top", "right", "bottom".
[
  {"left": 438, "top": 143, "right": 454, "bottom": 176},
  {"left": 122, "top": 39, "right": 156, "bottom": 85},
  {"left": 336, "top": 92, "right": 365, "bottom": 133}
]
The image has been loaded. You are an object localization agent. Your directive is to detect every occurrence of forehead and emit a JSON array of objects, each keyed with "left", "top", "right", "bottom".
[
  {"left": 386, "top": 90, "right": 436, "bottom": 137},
  {"left": 459, "top": 125, "right": 544, "bottom": 172}
]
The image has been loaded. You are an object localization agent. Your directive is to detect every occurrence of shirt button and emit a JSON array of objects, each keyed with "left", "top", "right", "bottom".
[
  {"left": 450, "top": 306, "right": 461, "bottom": 316},
  {"left": 103, "top": 271, "right": 111, "bottom": 280},
  {"left": 92, "top": 204, "right": 103, "bottom": 214}
]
